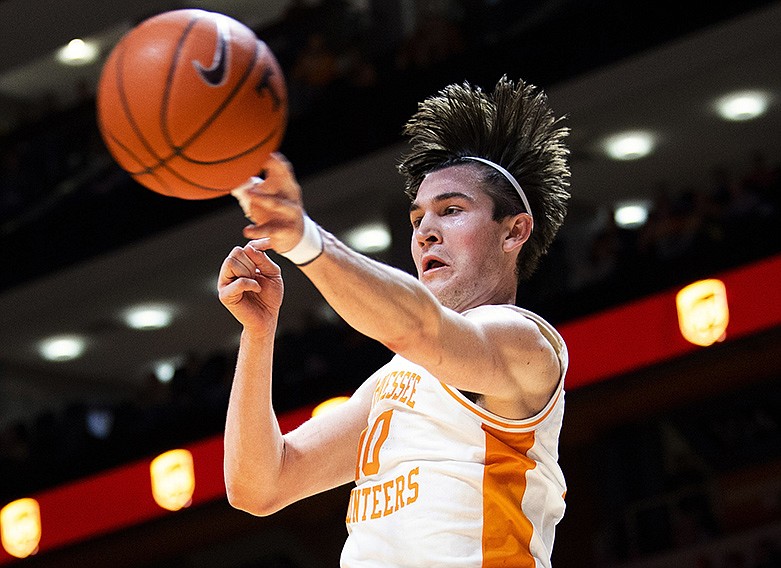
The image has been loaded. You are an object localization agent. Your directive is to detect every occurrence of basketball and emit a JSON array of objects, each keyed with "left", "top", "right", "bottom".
[{"left": 96, "top": 9, "right": 287, "bottom": 200}]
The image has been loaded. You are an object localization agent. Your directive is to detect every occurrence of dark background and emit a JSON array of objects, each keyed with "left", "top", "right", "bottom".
[{"left": 0, "top": 1, "right": 779, "bottom": 566}]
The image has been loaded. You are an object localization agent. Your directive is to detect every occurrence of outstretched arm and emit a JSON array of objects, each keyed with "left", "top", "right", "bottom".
[
  {"left": 299, "top": 235, "right": 559, "bottom": 418},
  {"left": 238, "top": 154, "right": 560, "bottom": 419},
  {"left": 219, "top": 241, "right": 372, "bottom": 516}
]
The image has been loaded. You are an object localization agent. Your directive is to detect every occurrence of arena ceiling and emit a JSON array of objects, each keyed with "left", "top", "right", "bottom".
[{"left": 0, "top": 0, "right": 779, "bottom": 424}]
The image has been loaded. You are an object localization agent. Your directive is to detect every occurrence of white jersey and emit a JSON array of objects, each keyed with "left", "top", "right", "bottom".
[{"left": 341, "top": 306, "right": 568, "bottom": 568}]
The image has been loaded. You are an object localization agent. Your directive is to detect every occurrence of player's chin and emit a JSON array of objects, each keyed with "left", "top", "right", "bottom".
[
  {"left": 420, "top": 265, "right": 450, "bottom": 283},
  {"left": 421, "top": 276, "right": 450, "bottom": 299}
]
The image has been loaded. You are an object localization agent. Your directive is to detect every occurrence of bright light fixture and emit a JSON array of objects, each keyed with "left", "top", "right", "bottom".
[
  {"left": 614, "top": 200, "right": 650, "bottom": 229},
  {"left": 676, "top": 279, "right": 729, "bottom": 347},
  {"left": 715, "top": 90, "right": 770, "bottom": 121},
  {"left": 343, "top": 222, "right": 392, "bottom": 253},
  {"left": 124, "top": 304, "right": 174, "bottom": 330},
  {"left": 154, "top": 360, "right": 178, "bottom": 383},
  {"left": 205, "top": 275, "right": 220, "bottom": 296},
  {"left": 312, "top": 396, "right": 351, "bottom": 417},
  {"left": 38, "top": 335, "right": 86, "bottom": 361},
  {"left": 85, "top": 408, "right": 114, "bottom": 440},
  {"left": 150, "top": 449, "right": 195, "bottom": 511},
  {"left": 1, "top": 498, "right": 41, "bottom": 559},
  {"left": 603, "top": 131, "right": 656, "bottom": 160},
  {"left": 56, "top": 38, "right": 99, "bottom": 65}
]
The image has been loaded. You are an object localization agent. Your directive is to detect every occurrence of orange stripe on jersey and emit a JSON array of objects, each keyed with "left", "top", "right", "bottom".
[{"left": 481, "top": 425, "right": 537, "bottom": 567}]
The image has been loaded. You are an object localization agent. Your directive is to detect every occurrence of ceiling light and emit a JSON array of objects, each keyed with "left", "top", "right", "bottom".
[
  {"left": 603, "top": 131, "right": 656, "bottom": 160},
  {"left": 38, "top": 335, "right": 86, "bottom": 361},
  {"left": 343, "top": 222, "right": 392, "bottom": 253},
  {"left": 124, "top": 304, "right": 174, "bottom": 330},
  {"left": 614, "top": 200, "right": 651, "bottom": 229},
  {"left": 154, "top": 360, "right": 178, "bottom": 383},
  {"left": 715, "top": 90, "right": 770, "bottom": 121},
  {"left": 56, "top": 38, "right": 99, "bottom": 65},
  {"left": 205, "top": 275, "right": 220, "bottom": 296},
  {"left": 152, "top": 355, "right": 187, "bottom": 383},
  {"left": 85, "top": 408, "right": 114, "bottom": 440}
]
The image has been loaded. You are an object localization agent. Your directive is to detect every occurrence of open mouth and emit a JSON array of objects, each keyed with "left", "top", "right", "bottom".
[{"left": 423, "top": 258, "right": 447, "bottom": 273}]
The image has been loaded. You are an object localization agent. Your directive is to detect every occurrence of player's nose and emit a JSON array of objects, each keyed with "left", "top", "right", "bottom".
[{"left": 414, "top": 215, "right": 442, "bottom": 248}]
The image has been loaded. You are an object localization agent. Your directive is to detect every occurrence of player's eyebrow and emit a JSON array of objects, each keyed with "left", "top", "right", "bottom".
[{"left": 409, "top": 191, "right": 475, "bottom": 213}]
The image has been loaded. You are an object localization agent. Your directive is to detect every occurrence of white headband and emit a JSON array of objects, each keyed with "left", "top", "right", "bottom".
[{"left": 463, "top": 156, "right": 533, "bottom": 220}]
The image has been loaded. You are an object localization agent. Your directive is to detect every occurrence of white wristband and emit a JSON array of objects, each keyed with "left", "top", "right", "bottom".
[{"left": 279, "top": 215, "right": 324, "bottom": 265}]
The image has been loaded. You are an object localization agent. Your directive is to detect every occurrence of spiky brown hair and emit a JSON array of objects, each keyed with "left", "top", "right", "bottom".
[{"left": 398, "top": 76, "right": 570, "bottom": 281}]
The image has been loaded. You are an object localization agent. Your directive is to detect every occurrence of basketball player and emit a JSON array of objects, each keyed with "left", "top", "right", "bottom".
[{"left": 219, "top": 76, "right": 571, "bottom": 567}]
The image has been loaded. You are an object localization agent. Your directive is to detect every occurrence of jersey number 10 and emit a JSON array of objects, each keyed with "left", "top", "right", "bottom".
[{"left": 355, "top": 409, "right": 393, "bottom": 478}]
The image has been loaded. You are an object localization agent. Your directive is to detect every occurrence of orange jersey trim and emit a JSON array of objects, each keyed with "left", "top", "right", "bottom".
[{"left": 439, "top": 382, "right": 562, "bottom": 430}]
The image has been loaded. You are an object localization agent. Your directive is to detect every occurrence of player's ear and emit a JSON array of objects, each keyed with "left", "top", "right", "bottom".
[{"left": 502, "top": 213, "right": 532, "bottom": 253}]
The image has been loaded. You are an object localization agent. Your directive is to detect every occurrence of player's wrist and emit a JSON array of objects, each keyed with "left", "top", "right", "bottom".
[{"left": 279, "top": 215, "right": 324, "bottom": 266}]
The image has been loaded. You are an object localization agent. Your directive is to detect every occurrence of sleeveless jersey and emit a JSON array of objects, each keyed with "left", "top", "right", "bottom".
[{"left": 340, "top": 306, "right": 568, "bottom": 568}]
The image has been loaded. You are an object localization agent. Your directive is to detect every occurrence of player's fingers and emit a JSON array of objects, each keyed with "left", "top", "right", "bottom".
[
  {"left": 221, "top": 275, "right": 263, "bottom": 296},
  {"left": 239, "top": 193, "right": 301, "bottom": 235},
  {"left": 219, "top": 247, "right": 257, "bottom": 284},
  {"left": 247, "top": 237, "right": 272, "bottom": 251},
  {"left": 244, "top": 191, "right": 295, "bottom": 212},
  {"left": 218, "top": 277, "right": 262, "bottom": 306},
  {"left": 244, "top": 240, "right": 282, "bottom": 275},
  {"left": 242, "top": 219, "right": 298, "bottom": 242},
  {"left": 253, "top": 153, "right": 301, "bottom": 200},
  {"left": 262, "top": 152, "right": 294, "bottom": 180},
  {"left": 242, "top": 201, "right": 304, "bottom": 239},
  {"left": 233, "top": 176, "right": 262, "bottom": 194},
  {"left": 244, "top": 179, "right": 302, "bottom": 214}
]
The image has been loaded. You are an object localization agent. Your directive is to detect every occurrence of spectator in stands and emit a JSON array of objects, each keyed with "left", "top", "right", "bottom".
[
  {"left": 288, "top": 32, "right": 341, "bottom": 117},
  {"left": 0, "top": 144, "right": 28, "bottom": 221},
  {"left": 395, "top": 7, "right": 465, "bottom": 71}
]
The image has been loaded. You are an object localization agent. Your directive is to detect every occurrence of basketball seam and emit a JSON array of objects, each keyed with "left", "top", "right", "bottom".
[
  {"left": 102, "top": 11, "right": 284, "bottom": 196},
  {"left": 160, "top": 13, "right": 206, "bottom": 153},
  {"left": 176, "top": 127, "right": 279, "bottom": 165},
  {"left": 105, "top": 129, "right": 228, "bottom": 194},
  {"left": 111, "top": 13, "right": 232, "bottom": 193},
  {"left": 163, "top": 19, "right": 265, "bottom": 163},
  {"left": 115, "top": 33, "right": 169, "bottom": 176}
]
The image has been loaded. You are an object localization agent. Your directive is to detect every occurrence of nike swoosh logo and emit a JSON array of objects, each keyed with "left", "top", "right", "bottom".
[{"left": 193, "top": 17, "right": 229, "bottom": 87}]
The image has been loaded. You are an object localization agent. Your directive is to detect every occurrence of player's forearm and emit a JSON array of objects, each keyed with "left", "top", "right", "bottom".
[
  {"left": 300, "top": 229, "right": 442, "bottom": 353},
  {"left": 223, "top": 328, "right": 287, "bottom": 515}
]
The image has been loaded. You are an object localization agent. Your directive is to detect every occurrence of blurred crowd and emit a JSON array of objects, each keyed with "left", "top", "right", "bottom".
[
  {"left": 527, "top": 149, "right": 781, "bottom": 322},
  {"left": 2, "top": 0, "right": 779, "bottom": 294},
  {"left": 0, "top": 1, "right": 779, "bottom": 565},
  {"left": 594, "top": 380, "right": 780, "bottom": 567},
  {"left": 0, "top": 319, "right": 391, "bottom": 500}
]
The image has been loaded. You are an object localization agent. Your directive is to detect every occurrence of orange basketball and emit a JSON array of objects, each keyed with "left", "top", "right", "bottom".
[{"left": 96, "top": 9, "right": 287, "bottom": 199}]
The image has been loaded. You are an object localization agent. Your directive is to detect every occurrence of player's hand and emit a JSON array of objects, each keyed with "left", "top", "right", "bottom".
[
  {"left": 233, "top": 153, "right": 306, "bottom": 254},
  {"left": 218, "top": 239, "right": 284, "bottom": 333}
]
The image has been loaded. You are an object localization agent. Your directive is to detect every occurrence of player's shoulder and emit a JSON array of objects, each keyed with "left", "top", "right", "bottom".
[
  {"left": 462, "top": 303, "right": 544, "bottom": 328},
  {"left": 463, "top": 304, "right": 566, "bottom": 356}
]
